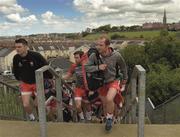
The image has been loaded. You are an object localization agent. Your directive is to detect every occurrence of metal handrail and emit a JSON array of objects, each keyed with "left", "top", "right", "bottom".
[
  {"left": 0, "top": 80, "right": 26, "bottom": 120},
  {"left": 35, "top": 65, "right": 63, "bottom": 137},
  {"left": 0, "top": 80, "right": 18, "bottom": 91},
  {"left": 121, "top": 65, "right": 146, "bottom": 137}
]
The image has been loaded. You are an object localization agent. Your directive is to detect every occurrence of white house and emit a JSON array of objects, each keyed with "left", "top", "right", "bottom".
[
  {"left": 0, "top": 48, "right": 16, "bottom": 72},
  {"left": 69, "top": 44, "right": 90, "bottom": 63}
]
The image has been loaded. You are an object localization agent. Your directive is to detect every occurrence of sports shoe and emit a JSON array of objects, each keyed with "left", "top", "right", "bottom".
[
  {"left": 79, "top": 119, "right": 86, "bottom": 123},
  {"left": 85, "top": 119, "right": 92, "bottom": 123},
  {"left": 100, "top": 117, "right": 106, "bottom": 123},
  {"left": 29, "top": 117, "right": 36, "bottom": 121},
  {"left": 105, "top": 118, "right": 113, "bottom": 131}
]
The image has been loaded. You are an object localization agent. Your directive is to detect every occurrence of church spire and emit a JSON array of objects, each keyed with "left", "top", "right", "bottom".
[{"left": 163, "top": 9, "right": 167, "bottom": 25}]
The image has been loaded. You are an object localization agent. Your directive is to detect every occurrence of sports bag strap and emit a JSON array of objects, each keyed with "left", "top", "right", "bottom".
[
  {"left": 81, "top": 64, "right": 89, "bottom": 90},
  {"left": 95, "top": 54, "right": 103, "bottom": 70}
]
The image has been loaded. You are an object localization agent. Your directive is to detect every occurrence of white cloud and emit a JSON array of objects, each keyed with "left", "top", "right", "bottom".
[
  {"left": 0, "top": 21, "right": 38, "bottom": 36},
  {"left": 0, "top": 0, "right": 16, "bottom": 6},
  {"left": 0, "top": 22, "right": 10, "bottom": 30},
  {"left": 38, "top": 11, "right": 87, "bottom": 33},
  {"left": 0, "top": 0, "right": 38, "bottom": 36},
  {"left": 6, "top": 13, "right": 21, "bottom": 22},
  {"left": 6, "top": 13, "right": 37, "bottom": 24},
  {"left": 41, "top": 11, "right": 75, "bottom": 28},
  {"left": 73, "top": 0, "right": 180, "bottom": 26},
  {"left": 0, "top": 0, "right": 26, "bottom": 14},
  {"left": 41, "top": 11, "right": 59, "bottom": 25},
  {"left": 1, "top": 0, "right": 180, "bottom": 36}
]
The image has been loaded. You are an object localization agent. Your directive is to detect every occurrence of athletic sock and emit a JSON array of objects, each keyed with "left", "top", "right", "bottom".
[
  {"left": 29, "top": 113, "right": 35, "bottom": 121},
  {"left": 85, "top": 111, "right": 92, "bottom": 121},
  {"left": 106, "top": 113, "right": 113, "bottom": 119},
  {"left": 78, "top": 112, "right": 85, "bottom": 120}
]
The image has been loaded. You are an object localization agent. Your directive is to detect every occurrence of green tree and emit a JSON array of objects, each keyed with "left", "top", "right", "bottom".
[
  {"left": 120, "top": 45, "right": 148, "bottom": 75},
  {"left": 111, "top": 26, "right": 119, "bottom": 32},
  {"left": 110, "top": 33, "right": 125, "bottom": 40},
  {"left": 81, "top": 31, "right": 89, "bottom": 37},
  {"left": 145, "top": 30, "right": 179, "bottom": 68},
  {"left": 96, "top": 24, "right": 111, "bottom": 32},
  {"left": 146, "top": 64, "right": 172, "bottom": 105},
  {"left": 160, "top": 29, "right": 169, "bottom": 37}
]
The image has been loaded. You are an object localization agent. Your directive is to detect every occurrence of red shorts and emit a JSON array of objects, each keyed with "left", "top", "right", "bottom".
[
  {"left": 114, "top": 92, "right": 124, "bottom": 106},
  {"left": 19, "top": 82, "right": 36, "bottom": 96},
  {"left": 74, "top": 87, "right": 88, "bottom": 100},
  {"left": 98, "top": 80, "right": 124, "bottom": 105},
  {"left": 98, "top": 80, "right": 120, "bottom": 96},
  {"left": 47, "top": 99, "right": 57, "bottom": 110}
]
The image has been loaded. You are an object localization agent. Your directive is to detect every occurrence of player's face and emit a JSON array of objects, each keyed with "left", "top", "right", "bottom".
[
  {"left": 74, "top": 54, "right": 81, "bottom": 64},
  {"left": 96, "top": 38, "right": 108, "bottom": 54},
  {"left": 15, "top": 43, "right": 28, "bottom": 56}
]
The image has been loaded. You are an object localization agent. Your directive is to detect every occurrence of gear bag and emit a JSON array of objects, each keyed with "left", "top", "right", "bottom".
[{"left": 83, "top": 47, "right": 104, "bottom": 91}]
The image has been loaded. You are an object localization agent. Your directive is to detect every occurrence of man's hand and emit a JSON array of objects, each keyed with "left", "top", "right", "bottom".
[
  {"left": 62, "top": 73, "right": 71, "bottom": 80},
  {"left": 120, "top": 80, "right": 127, "bottom": 92},
  {"left": 99, "top": 64, "right": 107, "bottom": 70},
  {"left": 120, "top": 84, "right": 126, "bottom": 92}
]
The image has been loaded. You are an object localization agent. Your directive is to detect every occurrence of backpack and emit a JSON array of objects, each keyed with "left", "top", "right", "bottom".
[{"left": 84, "top": 47, "right": 105, "bottom": 91}]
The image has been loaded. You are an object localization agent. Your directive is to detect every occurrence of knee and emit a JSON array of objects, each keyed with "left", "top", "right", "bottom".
[
  {"left": 85, "top": 103, "right": 91, "bottom": 111},
  {"left": 75, "top": 101, "right": 82, "bottom": 110},
  {"left": 76, "top": 104, "right": 81, "bottom": 110},
  {"left": 23, "top": 101, "right": 31, "bottom": 108},
  {"left": 106, "top": 96, "right": 114, "bottom": 104}
]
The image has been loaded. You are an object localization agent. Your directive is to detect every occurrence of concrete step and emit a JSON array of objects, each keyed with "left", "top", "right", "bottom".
[{"left": 0, "top": 120, "right": 180, "bottom": 137}]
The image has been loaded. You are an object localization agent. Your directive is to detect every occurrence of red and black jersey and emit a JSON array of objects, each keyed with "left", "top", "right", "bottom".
[{"left": 13, "top": 50, "right": 52, "bottom": 84}]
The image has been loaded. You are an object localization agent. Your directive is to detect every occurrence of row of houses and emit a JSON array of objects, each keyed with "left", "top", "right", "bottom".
[
  {"left": 142, "top": 22, "right": 180, "bottom": 31},
  {"left": 0, "top": 40, "right": 145, "bottom": 72},
  {"left": 0, "top": 42, "right": 92, "bottom": 72}
]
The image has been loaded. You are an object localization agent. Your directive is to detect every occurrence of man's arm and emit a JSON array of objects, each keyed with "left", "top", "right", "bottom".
[
  {"left": 12, "top": 56, "right": 20, "bottom": 80},
  {"left": 62, "top": 72, "right": 72, "bottom": 80},
  {"left": 116, "top": 53, "right": 128, "bottom": 92},
  {"left": 117, "top": 53, "right": 128, "bottom": 82},
  {"left": 62, "top": 64, "right": 75, "bottom": 80},
  {"left": 34, "top": 52, "right": 53, "bottom": 79},
  {"left": 35, "top": 52, "right": 48, "bottom": 67}
]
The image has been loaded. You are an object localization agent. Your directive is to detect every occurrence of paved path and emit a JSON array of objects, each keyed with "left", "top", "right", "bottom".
[{"left": 0, "top": 120, "right": 180, "bottom": 137}]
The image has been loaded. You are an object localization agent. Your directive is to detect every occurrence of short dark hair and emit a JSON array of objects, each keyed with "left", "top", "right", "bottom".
[
  {"left": 99, "top": 35, "right": 110, "bottom": 46},
  {"left": 15, "top": 38, "right": 28, "bottom": 46},
  {"left": 74, "top": 50, "right": 84, "bottom": 58}
]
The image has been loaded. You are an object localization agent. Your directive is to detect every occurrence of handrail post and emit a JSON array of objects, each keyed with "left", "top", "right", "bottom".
[
  {"left": 137, "top": 65, "right": 146, "bottom": 137},
  {"left": 36, "top": 70, "right": 47, "bottom": 137},
  {"left": 35, "top": 65, "right": 64, "bottom": 137},
  {"left": 120, "top": 65, "right": 146, "bottom": 137},
  {"left": 56, "top": 69, "right": 63, "bottom": 122},
  {"left": 131, "top": 77, "right": 137, "bottom": 124}
]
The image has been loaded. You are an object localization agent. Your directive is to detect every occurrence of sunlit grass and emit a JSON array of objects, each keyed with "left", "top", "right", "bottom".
[{"left": 83, "top": 30, "right": 178, "bottom": 40}]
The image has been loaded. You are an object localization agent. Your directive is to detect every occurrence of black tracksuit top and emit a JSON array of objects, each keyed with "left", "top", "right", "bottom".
[{"left": 13, "top": 50, "right": 52, "bottom": 84}]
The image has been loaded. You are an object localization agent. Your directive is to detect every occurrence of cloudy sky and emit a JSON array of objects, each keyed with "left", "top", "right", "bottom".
[{"left": 0, "top": 0, "right": 180, "bottom": 36}]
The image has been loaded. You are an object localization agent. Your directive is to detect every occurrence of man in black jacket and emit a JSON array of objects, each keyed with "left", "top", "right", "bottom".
[{"left": 13, "top": 38, "right": 52, "bottom": 121}]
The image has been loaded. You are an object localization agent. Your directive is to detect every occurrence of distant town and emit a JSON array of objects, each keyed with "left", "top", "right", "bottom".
[{"left": 0, "top": 9, "right": 179, "bottom": 74}]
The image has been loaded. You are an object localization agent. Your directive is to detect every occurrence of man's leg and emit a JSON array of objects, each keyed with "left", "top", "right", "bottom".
[
  {"left": 33, "top": 96, "right": 39, "bottom": 118},
  {"left": 74, "top": 87, "right": 86, "bottom": 122},
  {"left": 106, "top": 88, "right": 117, "bottom": 115},
  {"left": 21, "top": 93, "right": 35, "bottom": 121},
  {"left": 75, "top": 98, "right": 85, "bottom": 122},
  {"left": 99, "top": 96, "right": 106, "bottom": 114},
  {"left": 82, "top": 101, "right": 92, "bottom": 122},
  {"left": 105, "top": 87, "right": 117, "bottom": 131}
]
